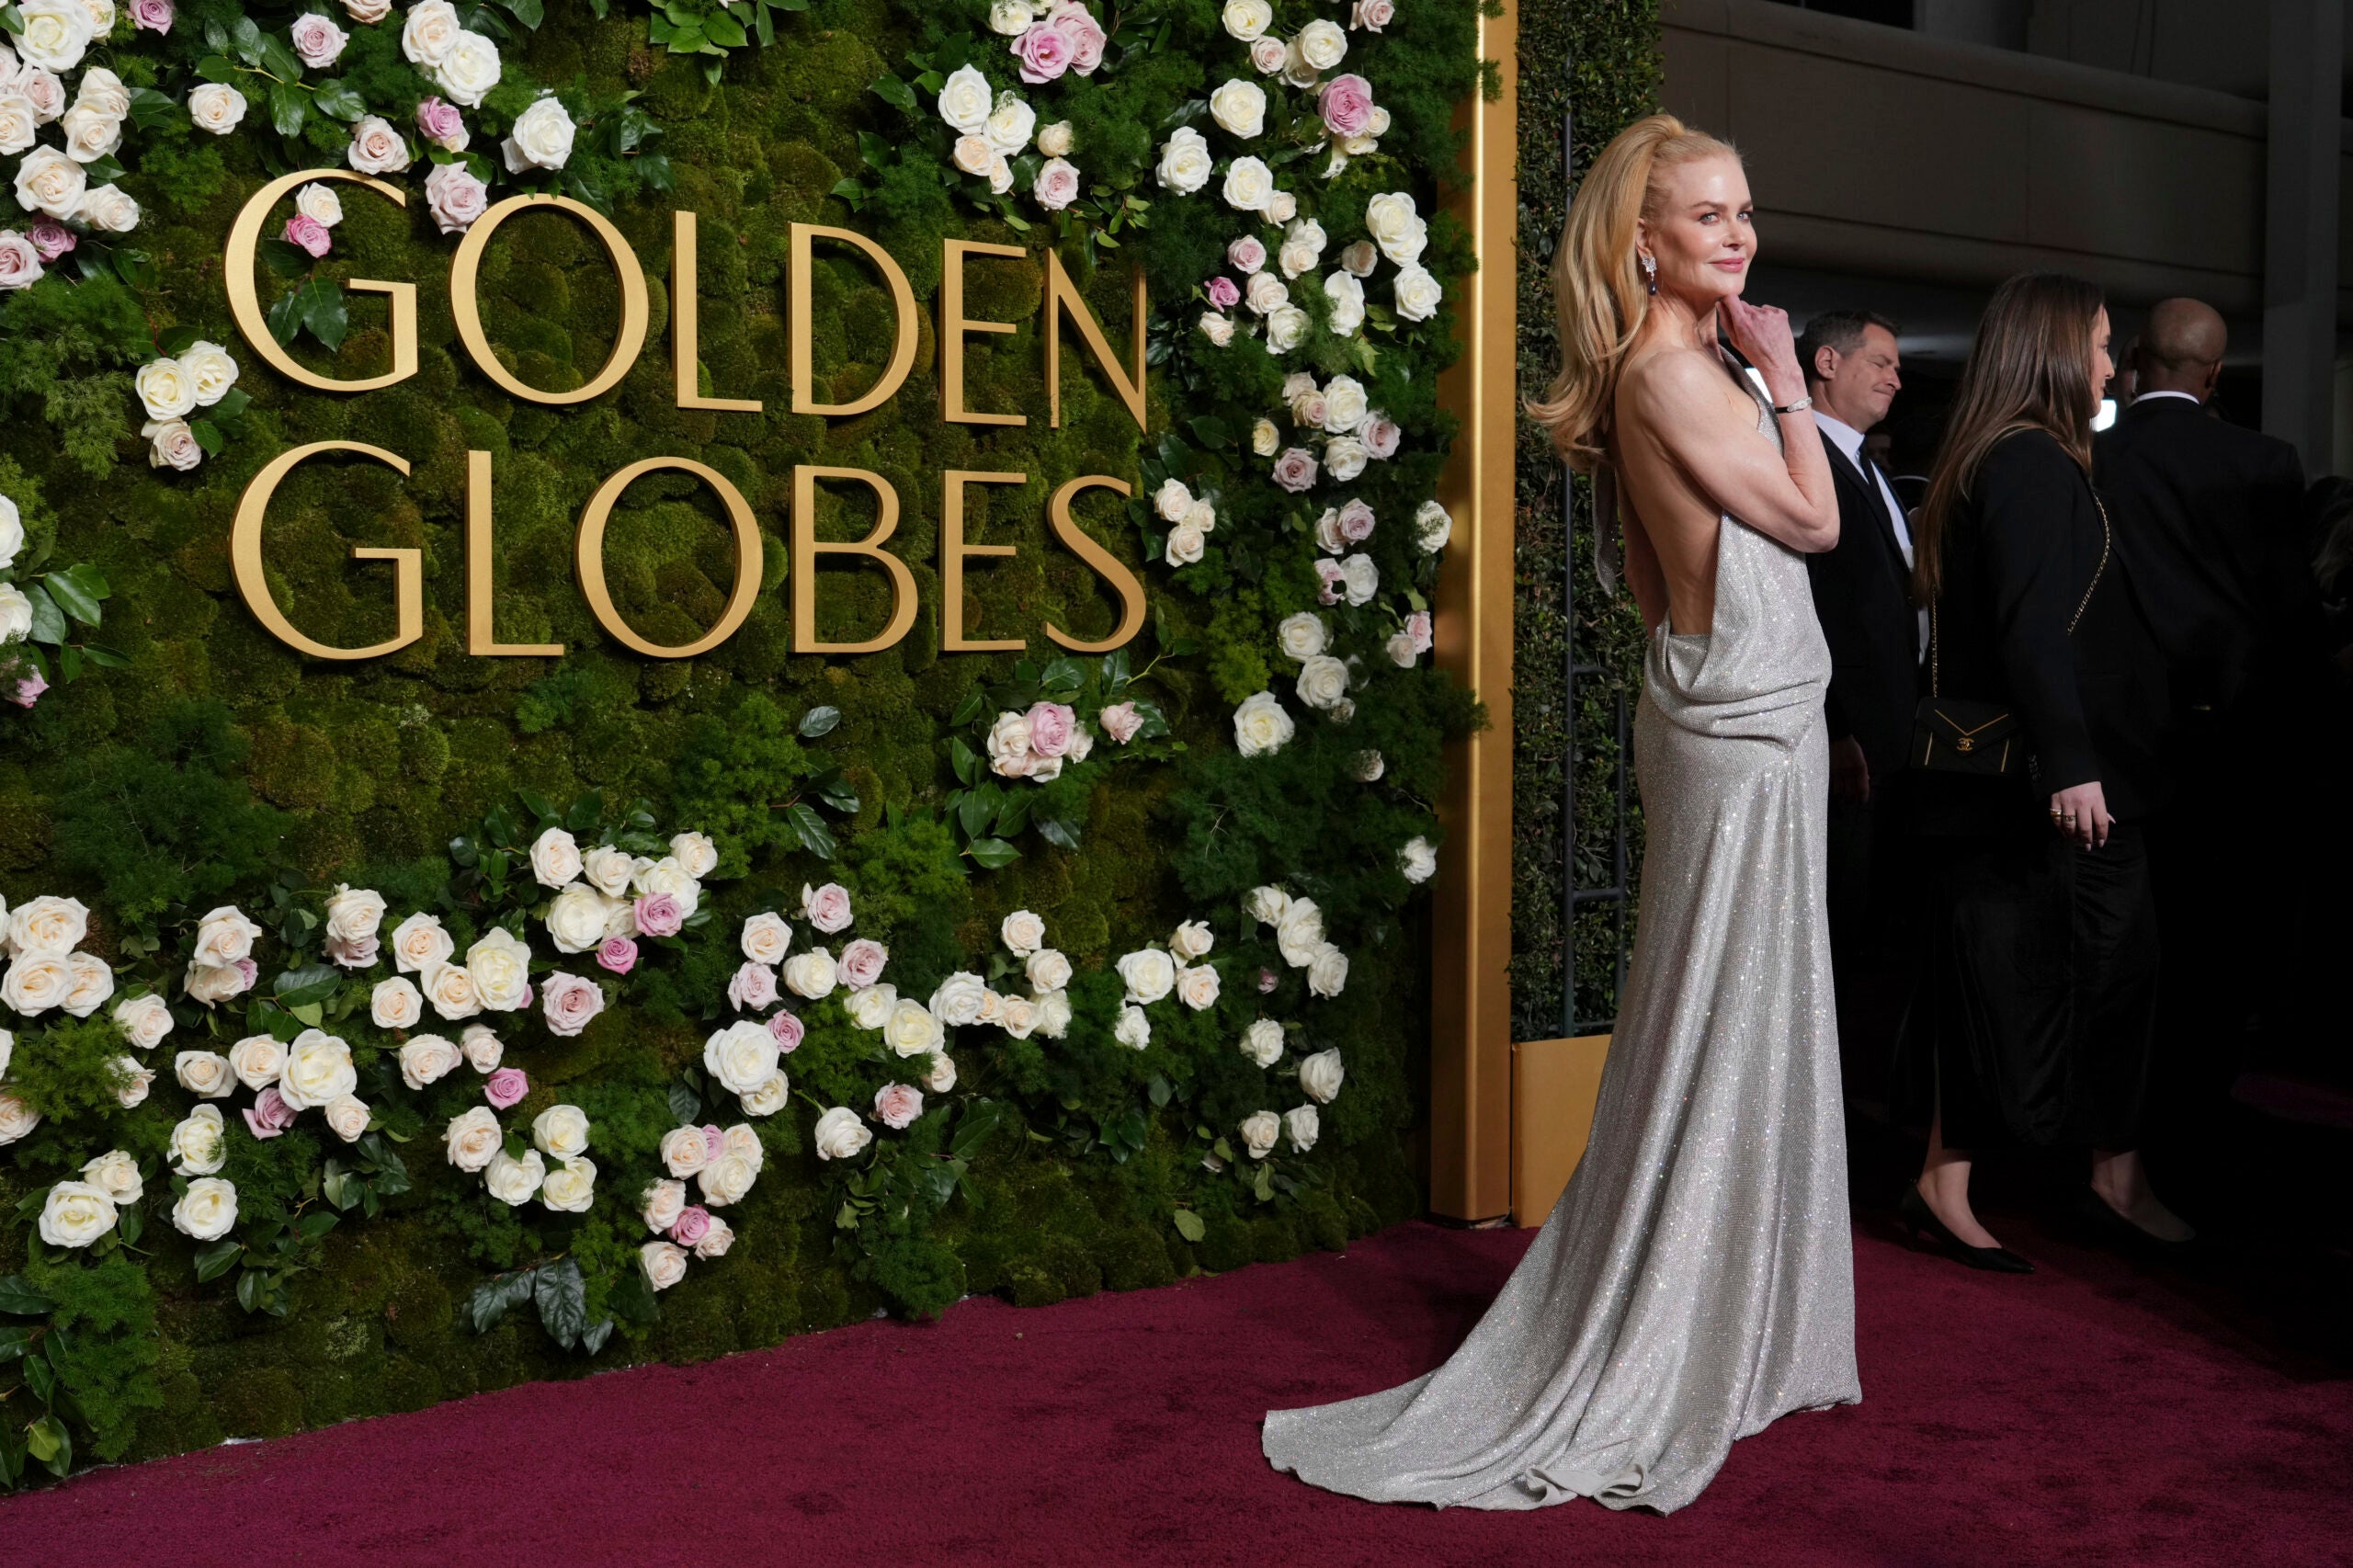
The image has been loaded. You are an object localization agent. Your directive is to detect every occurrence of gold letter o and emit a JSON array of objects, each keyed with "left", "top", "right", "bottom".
[
  {"left": 574, "top": 457, "right": 764, "bottom": 659},
  {"left": 450, "top": 193, "right": 652, "bottom": 405}
]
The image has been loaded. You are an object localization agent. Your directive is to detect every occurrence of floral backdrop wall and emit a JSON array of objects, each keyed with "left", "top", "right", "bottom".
[{"left": 0, "top": 0, "right": 1481, "bottom": 1481}]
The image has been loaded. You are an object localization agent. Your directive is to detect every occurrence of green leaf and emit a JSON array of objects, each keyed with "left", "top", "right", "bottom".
[
  {"left": 193, "top": 1239, "right": 244, "bottom": 1284},
  {"left": 128, "top": 86, "right": 182, "bottom": 133},
  {"left": 501, "top": 0, "right": 545, "bottom": 26},
  {"left": 870, "top": 73, "right": 916, "bottom": 112},
  {"left": 564, "top": 790, "right": 602, "bottom": 834},
  {"left": 0, "top": 1277, "right": 53, "bottom": 1316},
  {"left": 703, "top": 6, "right": 747, "bottom": 46},
  {"left": 1039, "top": 656, "right": 1086, "bottom": 692},
  {"left": 311, "top": 79, "right": 368, "bottom": 123},
  {"left": 535, "top": 1256, "right": 587, "bottom": 1350},
  {"left": 22, "top": 581, "right": 66, "bottom": 647},
  {"left": 950, "top": 686, "right": 987, "bottom": 727},
  {"left": 194, "top": 53, "right": 238, "bottom": 84},
  {"left": 190, "top": 420, "right": 227, "bottom": 457},
  {"left": 266, "top": 285, "right": 306, "bottom": 347},
  {"left": 798, "top": 704, "right": 841, "bottom": 737},
  {"left": 967, "top": 836, "right": 1020, "bottom": 869},
  {"left": 229, "top": 15, "right": 263, "bottom": 62},
  {"left": 0, "top": 1327, "right": 33, "bottom": 1363},
  {"left": 25, "top": 1415, "right": 67, "bottom": 1479},
  {"left": 55, "top": 642, "right": 80, "bottom": 685},
  {"left": 276, "top": 963, "right": 340, "bottom": 1006},
  {"left": 1172, "top": 1209, "right": 1206, "bottom": 1243},
  {"left": 258, "top": 31, "right": 305, "bottom": 82},
  {"left": 79, "top": 642, "right": 131, "bottom": 670},
  {"left": 469, "top": 1268, "right": 530, "bottom": 1334},
  {"left": 786, "top": 801, "right": 835, "bottom": 860},
  {"left": 42, "top": 565, "right": 102, "bottom": 627},
  {"left": 297, "top": 1210, "right": 338, "bottom": 1241},
  {"left": 22, "top": 1351, "right": 54, "bottom": 1404},
  {"left": 516, "top": 787, "right": 556, "bottom": 823},
  {"left": 581, "top": 1316, "right": 615, "bottom": 1356},
  {"left": 1036, "top": 817, "right": 1081, "bottom": 850},
  {"left": 303, "top": 277, "right": 349, "bottom": 353},
  {"left": 816, "top": 774, "right": 860, "bottom": 814},
  {"left": 116, "top": 1204, "right": 142, "bottom": 1246},
  {"left": 949, "top": 1099, "right": 1002, "bottom": 1159},
  {"left": 668, "top": 1082, "right": 701, "bottom": 1126},
  {"left": 949, "top": 735, "right": 979, "bottom": 787},
  {"left": 268, "top": 78, "right": 308, "bottom": 140}
]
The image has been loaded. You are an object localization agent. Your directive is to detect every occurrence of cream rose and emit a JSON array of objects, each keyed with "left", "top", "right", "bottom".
[
  {"left": 172, "top": 1177, "right": 238, "bottom": 1243},
  {"left": 938, "top": 63, "right": 993, "bottom": 133},
  {"left": 1233, "top": 691, "right": 1295, "bottom": 757},
  {"left": 1415, "top": 498, "right": 1454, "bottom": 552},
  {"left": 1393, "top": 263, "right": 1443, "bottom": 322},
  {"left": 1244, "top": 270, "right": 1289, "bottom": 317},
  {"left": 59, "top": 102, "right": 120, "bottom": 165},
  {"left": 445, "top": 1106, "right": 501, "bottom": 1171},
  {"left": 422, "top": 960, "right": 480, "bottom": 1021},
  {"left": 278, "top": 1028, "right": 357, "bottom": 1109},
  {"left": 3, "top": 952, "right": 67, "bottom": 1016},
  {"left": 1307, "top": 943, "right": 1350, "bottom": 998},
  {"left": 529, "top": 825, "right": 582, "bottom": 889},
  {"left": 1170, "top": 922, "right": 1215, "bottom": 962},
  {"left": 1277, "top": 612, "right": 1327, "bottom": 661},
  {"left": 1155, "top": 125, "right": 1211, "bottom": 195},
  {"left": 1284, "top": 1104, "right": 1320, "bottom": 1153},
  {"left": 1325, "top": 272, "right": 1367, "bottom": 337},
  {"left": 543, "top": 882, "right": 612, "bottom": 955},
  {"left": 1222, "top": 0, "right": 1271, "bottom": 37},
  {"left": 1299, "top": 1046, "right": 1346, "bottom": 1102},
  {"left": 82, "top": 1148, "right": 142, "bottom": 1206},
  {"left": 642, "top": 1177, "right": 687, "bottom": 1233},
  {"left": 133, "top": 358, "right": 198, "bottom": 424},
  {"left": 1279, "top": 217, "right": 1325, "bottom": 279},
  {"left": 171, "top": 1105, "right": 228, "bottom": 1175},
  {"left": 780, "top": 949, "right": 836, "bottom": 1001},
  {"left": 740, "top": 1071, "right": 790, "bottom": 1118},
  {"left": 40, "top": 1180, "right": 113, "bottom": 1247},
  {"left": 1038, "top": 119, "right": 1073, "bottom": 157},
  {"left": 540, "top": 1155, "right": 596, "bottom": 1213},
  {"left": 484, "top": 1147, "right": 544, "bottom": 1205},
  {"left": 61, "top": 951, "right": 112, "bottom": 1018},
  {"left": 346, "top": 113, "right": 410, "bottom": 175},
  {"left": 1252, "top": 417, "right": 1280, "bottom": 456},
  {"left": 1242, "top": 1018, "right": 1285, "bottom": 1067},
  {"left": 813, "top": 1106, "right": 871, "bottom": 1161},
  {"left": 324, "top": 882, "right": 384, "bottom": 951},
  {"left": 175, "top": 1050, "right": 234, "bottom": 1100},
  {"left": 697, "top": 1149, "right": 758, "bottom": 1206},
  {"left": 460, "top": 1022, "right": 502, "bottom": 1073},
  {"left": 112, "top": 1056, "right": 154, "bottom": 1108},
  {"left": 0, "top": 1092, "right": 39, "bottom": 1145},
  {"left": 884, "top": 997, "right": 945, "bottom": 1059},
  {"left": 433, "top": 30, "right": 501, "bottom": 108},
  {"left": 703, "top": 1020, "right": 779, "bottom": 1096},
  {"left": 115, "top": 992, "right": 174, "bottom": 1051},
  {"left": 1114, "top": 1005, "right": 1152, "bottom": 1049},
  {"left": 371, "top": 976, "right": 424, "bottom": 1030},
  {"left": 1351, "top": 749, "right": 1387, "bottom": 782},
  {"left": 1365, "top": 191, "right": 1427, "bottom": 266},
  {"left": 1267, "top": 304, "right": 1310, "bottom": 353},
  {"left": 1339, "top": 551, "right": 1380, "bottom": 604},
  {"left": 402, "top": 0, "right": 460, "bottom": 63},
  {"left": 1210, "top": 78, "right": 1266, "bottom": 139},
  {"left": 399, "top": 1033, "right": 461, "bottom": 1089},
  {"left": 1116, "top": 948, "right": 1176, "bottom": 1005},
  {"left": 322, "top": 1094, "right": 369, "bottom": 1142},
  {"left": 74, "top": 181, "right": 140, "bottom": 233},
  {"left": 15, "top": 0, "right": 93, "bottom": 74},
  {"left": 465, "top": 927, "right": 530, "bottom": 1012},
  {"left": 641, "top": 1239, "right": 688, "bottom": 1290},
  {"left": 1297, "top": 655, "right": 1351, "bottom": 712},
  {"left": 928, "top": 971, "right": 988, "bottom": 1028},
  {"left": 9, "top": 894, "right": 87, "bottom": 953},
  {"left": 1276, "top": 897, "right": 1324, "bottom": 965},
  {"left": 1401, "top": 835, "right": 1438, "bottom": 883},
  {"left": 1239, "top": 1110, "right": 1280, "bottom": 1160},
  {"left": 1221, "top": 155, "right": 1275, "bottom": 216},
  {"left": 229, "top": 1034, "right": 286, "bottom": 1090},
  {"left": 391, "top": 911, "right": 454, "bottom": 973},
  {"left": 187, "top": 82, "right": 247, "bottom": 135},
  {"left": 1176, "top": 963, "right": 1222, "bottom": 1011},
  {"left": 502, "top": 95, "right": 574, "bottom": 173},
  {"left": 1322, "top": 374, "right": 1369, "bottom": 433},
  {"left": 1001, "top": 909, "right": 1047, "bottom": 957},
  {"left": 658, "top": 1124, "right": 710, "bottom": 1178},
  {"left": 580, "top": 845, "right": 636, "bottom": 898},
  {"left": 1023, "top": 948, "right": 1073, "bottom": 994},
  {"left": 844, "top": 983, "right": 896, "bottom": 1031},
  {"left": 633, "top": 857, "right": 701, "bottom": 915},
  {"left": 988, "top": 0, "right": 1033, "bottom": 33},
  {"left": 984, "top": 90, "right": 1035, "bottom": 154}
]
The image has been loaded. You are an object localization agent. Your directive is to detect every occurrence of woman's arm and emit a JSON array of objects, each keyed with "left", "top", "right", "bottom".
[
  {"left": 1975, "top": 438, "right": 2105, "bottom": 812},
  {"left": 1623, "top": 345, "right": 1841, "bottom": 555}
]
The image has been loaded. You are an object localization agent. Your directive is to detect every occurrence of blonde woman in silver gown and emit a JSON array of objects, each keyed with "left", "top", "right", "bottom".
[{"left": 1262, "top": 115, "right": 1860, "bottom": 1515}]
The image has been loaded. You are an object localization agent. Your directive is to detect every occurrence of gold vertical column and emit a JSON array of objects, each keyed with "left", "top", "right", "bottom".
[{"left": 1429, "top": 0, "right": 1518, "bottom": 1221}]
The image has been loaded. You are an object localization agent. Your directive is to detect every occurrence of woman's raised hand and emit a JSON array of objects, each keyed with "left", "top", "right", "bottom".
[{"left": 1722, "top": 297, "right": 1806, "bottom": 403}]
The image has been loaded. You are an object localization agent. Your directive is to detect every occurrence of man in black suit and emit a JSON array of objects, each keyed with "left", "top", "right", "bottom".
[
  {"left": 1793, "top": 310, "right": 1921, "bottom": 1104},
  {"left": 2095, "top": 298, "right": 2315, "bottom": 1201}
]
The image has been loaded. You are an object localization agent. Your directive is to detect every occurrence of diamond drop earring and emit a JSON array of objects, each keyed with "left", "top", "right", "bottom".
[{"left": 1640, "top": 253, "right": 1657, "bottom": 295}]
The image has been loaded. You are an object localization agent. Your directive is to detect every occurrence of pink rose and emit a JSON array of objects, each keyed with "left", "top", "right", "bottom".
[
  {"left": 596, "top": 935, "right": 637, "bottom": 975},
  {"left": 1227, "top": 235, "right": 1267, "bottom": 274},
  {"left": 26, "top": 222, "right": 74, "bottom": 262},
  {"left": 873, "top": 1083, "right": 925, "bottom": 1131},
  {"left": 1033, "top": 156, "right": 1080, "bottom": 211},
  {"left": 801, "top": 882, "right": 853, "bottom": 935},
  {"left": 1258, "top": 967, "right": 1279, "bottom": 994},
  {"left": 1350, "top": 0, "right": 1394, "bottom": 29},
  {"left": 484, "top": 1066, "right": 529, "bottom": 1108},
  {"left": 1319, "top": 74, "right": 1376, "bottom": 139},
  {"left": 415, "top": 97, "right": 468, "bottom": 152},
  {"left": 727, "top": 960, "right": 778, "bottom": 1012},
  {"left": 767, "top": 1009, "right": 805, "bottom": 1052},
  {"left": 131, "top": 0, "right": 174, "bottom": 31},
  {"left": 244, "top": 1086, "right": 297, "bottom": 1139},
  {"left": 290, "top": 11, "right": 349, "bottom": 70},
  {"left": 1405, "top": 610, "right": 1433, "bottom": 655},
  {"left": 283, "top": 213, "right": 332, "bottom": 258},
  {"left": 1272, "top": 448, "right": 1320, "bottom": 494},
  {"left": 232, "top": 959, "right": 259, "bottom": 994},
  {"left": 10, "top": 668, "right": 46, "bottom": 709},
  {"left": 1315, "top": 559, "right": 1347, "bottom": 605},
  {"left": 541, "top": 971, "right": 606, "bottom": 1038},
  {"left": 671, "top": 1206, "right": 712, "bottom": 1247},
  {"left": 1249, "top": 36, "right": 1287, "bottom": 74},
  {"left": 634, "top": 892, "right": 684, "bottom": 938},
  {"left": 1098, "top": 702, "right": 1143, "bottom": 745},
  {"left": 0, "top": 233, "right": 42, "bottom": 291},
  {"left": 1206, "top": 276, "right": 1241, "bottom": 309},
  {"left": 1336, "top": 499, "right": 1376, "bottom": 542},
  {"left": 837, "top": 938, "right": 888, "bottom": 991},
  {"left": 701, "top": 1124, "right": 725, "bottom": 1161},
  {"left": 422, "top": 161, "right": 488, "bottom": 235},
  {"left": 1011, "top": 20, "right": 1073, "bottom": 82},
  {"left": 1050, "top": 2, "right": 1107, "bottom": 73},
  {"left": 1363, "top": 415, "right": 1401, "bottom": 460},
  {"left": 324, "top": 931, "right": 379, "bottom": 968},
  {"left": 1025, "top": 701, "right": 1075, "bottom": 758}
]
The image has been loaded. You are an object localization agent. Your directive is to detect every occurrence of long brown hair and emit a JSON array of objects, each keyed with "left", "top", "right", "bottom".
[
  {"left": 1526, "top": 114, "right": 1740, "bottom": 474},
  {"left": 1914, "top": 272, "right": 2106, "bottom": 602}
]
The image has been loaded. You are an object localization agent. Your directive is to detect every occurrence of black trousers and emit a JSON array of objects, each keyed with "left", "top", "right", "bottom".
[
  {"left": 1826, "top": 776, "right": 1918, "bottom": 1109},
  {"left": 1898, "top": 822, "right": 2159, "bottom": 1151}
]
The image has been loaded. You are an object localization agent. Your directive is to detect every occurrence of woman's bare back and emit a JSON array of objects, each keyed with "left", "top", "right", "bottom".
[{"left": 1610, "top": 342, "right": 1779, "bottom": 638}]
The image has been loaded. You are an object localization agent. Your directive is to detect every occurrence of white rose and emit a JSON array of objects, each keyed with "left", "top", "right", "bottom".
[
  {"left": 1277, "top": 898, "right": 1325, "bottom": 965},
  {"left": 640, "top": 1240, "right": 689, "bottom": 1290},
  {"left": 15, "top": 0, "right": 93, "bottom": 74},
  {"left": 1393, "top": 263, "right": 1443, "bottom": 323},
  {"left": 1387, "top": 631, "right": 1419, "bottom": 667},
  {"left": 1321, "top": 375, "right": 1369, "bottom": 434},
  {"left": 391, "top": 912, "right": 454, "bottom": 973},
  {"left": 781, "top": 949, "right": 837, "bottom": 1001},
  {"left": 722, "top": 913, "right": 785, "bottom": 970},
  {"left": 1251, "top": 417, "right": 1280, "bottom": 456},
  {"left": 170, "top": 1104, "right": 228, "bottom": 1175},
  {"left": 290, "top": 12, "right": 349, "bottom": 70},
  {"left": 1244, "top": 270, "right": 1290, "bottom": 317},
  {"left": 82, "top": 1148, "right": 142, "bottom": 1206},
  {"left": 399, "top": 1033, "right": 460, "bottom": 1089},
  {"left": 169, "top": 1176, "right": 236, "bottom": 1242},
  {"left": 740, "top": 1071, "right": 790, "bottom": 1118},
  {"left": 1284, "top": 1105, "right": 1320, "bottom": 1153},
  {"left": 1400, "top": 835, "right": 1439, "bottom": 884},
  {"left": 422, "top": 960, "right": 480, "bottom": 1021},
  {"left": 522, "top": 1102, "right": 587, "bottom": 1162},
  {"left": 422, "top": 159, "right": 487, "bottom": 235},
  {"left": 345, "top": 0, "right": 393, "bottom": 20},
  {"left": 1279, "top": 217, "right": 1325, "bottom": 279},
  {"left": 187, "top": 83, "right": 247, "bottom": 135},
  {"left": 1242, "top": 1018, "right": 1285, "bottom": 1067},
  {"left": 323, "top": 883, "right": 384, "bottom": 951},
  {"left": 1307, "top": 943, "right": 1350, "bottom": 998},
  {"left": 111, "top": 1056, "right": 155, "bottom": 1108},
  {"left": 529, "top": 825, "right": 582, "bottom": 889},
  {"left": 1170, "top": 922, "right": 1215, "bottom": 962},
  {"left": 1222, "top": 0, "right": 1272, "bottom": 38},
  {"left": 984, "top": 90, "right": 1034, "bottom": 154},
  {"left": 278, "top": 1028, "right": 358, "bottom": 1109},
  {"left": 543, "top": 882, "right": 612, "bottom": 955},
  {"left": 115, "top": 992, "right": 174, "bottom": 1051},
  {"left": 0, "top": 583, "right": 25, "bottom": 639},
  {"left": 2, "top": 952, "right": 67, "bottom": 1016},
  {"left": 1116, "top": 948, "right": 1176, "bottom": 1005},
  {"left": 1340, "top": 551, "right": 1380, "bottom": 605},
  {"left": 433, "top": 30, "right": 501, "bottom": 108},
  {"left": 660, "top": 1124, "right": 711, "bottom": 1178},
  {"left": 642, "top": 1178, "right": 687, "bottom": 1233},
  {"left": 465, "top": 927, "right": 530, "bottom": 1012},
  {"left": 1165, "top": 518, "right": 1208, "bottom": 564},
  {"left": 502, "top": 94, "right": 574, "bottom": 174},
  {"left": 229, "top": 1035, "right": 287, "bottom": 1090},
  {"left": 1222, "top": 155, "right": 1275, "bottom": 216},
  {"left": 1114, "top": 1005, "right": 1152, "bottom": 1050},
  {"left": 445, "top": 1106, "right": 502, "bottom": 1171},
  {"left": 937, "top": 63, "right": 993, "bottom": 133},
  {"left": 702, "top": 1020, "right": 779, "bottom": 1096},
  {"left": 1035, "top": 988, "right": 1073, "bottom": 1040},
  {"left": 633, "top": 857, "right": 701, "bottom": 916},
  {"left": 175, "top": 1050, "right": 235, "bottom": 1100},
  {"left": 691, "top": 1143, "right": 757, "bottom": 1200},
  {"left": 923, "top": 1052, "right": 958, "bottom": 1094},
  {"left": 1245, "top": 886, "right": 1292, "bottom": 927},
  {"left": 1024, "top": 948, "right": 1073, "bottom": 994},
  {"left": 845, "top": 982, "right": 897, "bottom": 1031},
  {"left": 581, "top": 846, "right": 637, "bottom": 897},
  {"left": 40, "top": 1180, "right": 113, "bottom": 1247},
  {"left": 1297, "top": 654, "right": 1351, "bottom": 711},
  {"left": 370, "top": 976, "right": 424, "bottom": 1030},
  {"left": 1301, "top": 17, "right": 1350, "bottom": 67},
  {"left": 813, "top": 1105, "right": 873, "bottom": 1162},
  {"left": 1277, "top": 612, "right": 1327, "bottom": 661},
  {"left": 401, "top": 0, "right": 461, "bottom": 64},
  {"left": 1299, "top": 1046, "right": 1346, "bottom": 1102},
  {"left": 186, "top": 961, "right": 244, "bottom": 1006},
  {"left": 1037, "top": 119, "right": 1073, "bottom": 157},
  {"left": 1340, "top": 240, "right": 1379, "bottom": 278},
  {"left": 988, "top": 0, "right": 1034, "bottom": 33},
  {"left": 1351, "top": 749, "right": 1387, "bottom": 781},
  {"left": 1152, "top": 478, "right": 1192, "bottom": 522},
  {"left": 1250, "top": 35, "right": 1287, "bottom": 74},
  {"left": 1239, "top": 1110, "right": 1280, "bottom": 1160},
  {"left": 345, "top": 113, "right": 411, "bottom": 175},
  {"left": 0, "top": 1092, "right": 38, "bottom": 1145},
  {"left": 1325, "top": 271, "right": 1367, "bottom": 337},
  {"left": 1415, "top": 498, "right": 1454, "bottom": 552},
  {"left": 1196, "top": 313, "right": 1234, "bottom": 350},
  {"left": 1210, "top": 79, "right": 1266, "bottom": 139},
  {"left": 1176, "top": 963, "right": 1222, "bottom": 1011},
  {"left": 58, "top": 102, "right": 119, "bottom": 165},
  {"left": 999, "top": 909, "right": 1048, "bottom": 958},
  {"left": 1366, "top": 191, "right": 1427, "bottom": 266},
  {"left": 484, "top": 1147, "right": 545, "bottom": 1206},
  {"left": 1267, "top": 304, "right": 1310, "bottom": 353},
  {"left": 323, "top": 1094, "right": 370, "bottom": 1142},
  {"left": 9, "top": 894, "right": 87, "bottom": 954},
  {"left": 928, "top": 971, "right": 988, "bottom": 1028},
  {"left": 133, "top": 359, "right": 204, "bottom": 428},
  {"left": 999, "top": 994, "right": 1040, "bottom": 1040},
  {"left": 460, "top": 1023, "right": 502, "bottom": 1073},
  {"left": 1155, "top": 125, "right": 1211, "bottom": 195},
  {"left": 540, "top": 1155, "right": 596, "bottom": 1213},
  {"left": 1233, "top": 690, "right": 1295, "bottom": 757}
]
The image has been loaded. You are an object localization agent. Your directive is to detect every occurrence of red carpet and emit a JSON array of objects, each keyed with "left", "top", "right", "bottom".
[{"left": 7, "top": 1216, "right": 2350, "bottom": 1566}]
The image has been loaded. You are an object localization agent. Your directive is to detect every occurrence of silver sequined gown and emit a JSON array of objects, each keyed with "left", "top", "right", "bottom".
[{"left": 1263, "top": 379, "right": 1859, "bottom": 1515}]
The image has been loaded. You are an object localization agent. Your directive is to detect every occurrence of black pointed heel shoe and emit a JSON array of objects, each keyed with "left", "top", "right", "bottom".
[
  {"left": 1898, "top": 1186, "right": 2036, "bottom": 1274},
  {"left": 2073, "top": 1187, "right": 2196, "bottom": 1247}
]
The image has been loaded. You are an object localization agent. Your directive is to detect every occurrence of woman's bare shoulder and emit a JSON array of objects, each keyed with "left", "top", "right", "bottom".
[{"left": 1619, "top": 345, "right": 1745, "bottom": 429}]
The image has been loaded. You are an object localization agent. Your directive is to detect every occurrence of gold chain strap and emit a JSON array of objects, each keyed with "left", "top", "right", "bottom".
[{"left": 1927, "top": 487, "right": 2112, "bottom": 697}]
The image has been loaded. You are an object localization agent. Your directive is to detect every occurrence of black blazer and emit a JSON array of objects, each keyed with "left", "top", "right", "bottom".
[
  {"left": 1803, "top": 429, "right": 1921, "bottom": 780},
  {"left": 2093, "top": 394, "right": 2312, "bottom": 711},
  {"left": 1915, "top": 429, "right": 2170, "bottom": 835}
]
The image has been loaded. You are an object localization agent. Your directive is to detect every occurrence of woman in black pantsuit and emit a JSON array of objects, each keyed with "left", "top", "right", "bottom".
[{"left": 1896, "top": 273, "right": 2191, "bottom": 1271}]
